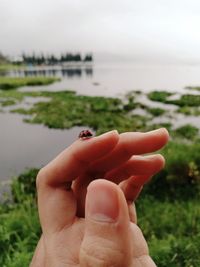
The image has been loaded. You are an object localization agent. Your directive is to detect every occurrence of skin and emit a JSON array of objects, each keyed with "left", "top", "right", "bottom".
[{"left": 30, "top": 128, "right": 169, "bottom": 267}]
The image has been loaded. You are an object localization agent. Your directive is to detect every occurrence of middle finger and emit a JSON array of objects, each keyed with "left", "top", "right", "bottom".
[
  {"left": 105, "top": 154, "right": 165, "bottom": 184},
  {"left": 88, "top": 128, "right": 168, "bottom": 176}
]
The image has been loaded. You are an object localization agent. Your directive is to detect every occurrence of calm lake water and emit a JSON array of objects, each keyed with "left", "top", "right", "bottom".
[
  {"left": 1, "top": 63, "right": 200, "bottom": 182},
  {"left": 8, "top": 63, "right": 200, "bottom": 96},
  {"left": 0, "top": 111, "right": 87, "bottom": 181}
]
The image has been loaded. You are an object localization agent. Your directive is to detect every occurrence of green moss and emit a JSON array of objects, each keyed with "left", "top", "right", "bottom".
[
  {"left": 0, "top": 76, "right": 60, "bottom": 90},
  {"left": 147, "top": 107, "right": 166, "bottom": 116},
  {"left": 148, "top": 91, "right": 174, "bottom": 102}
]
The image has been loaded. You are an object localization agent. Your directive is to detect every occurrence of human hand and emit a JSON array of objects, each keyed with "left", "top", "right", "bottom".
[{"left": 30, "top": 129, "right": 169, "bottom": 267}]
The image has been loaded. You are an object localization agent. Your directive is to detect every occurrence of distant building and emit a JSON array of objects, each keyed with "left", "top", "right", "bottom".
[{"left": 10, "top": 55, "right": 24, "bottom": 64}]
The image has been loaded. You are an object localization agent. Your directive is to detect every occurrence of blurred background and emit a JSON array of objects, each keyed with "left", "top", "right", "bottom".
[{"left": 0, "top": 1, "right": 200, "bottom": 266}]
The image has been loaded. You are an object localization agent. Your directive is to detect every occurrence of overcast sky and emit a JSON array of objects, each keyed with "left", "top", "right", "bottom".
[{"left": 1, "top": 0, "right": 200, "bottom": 63}]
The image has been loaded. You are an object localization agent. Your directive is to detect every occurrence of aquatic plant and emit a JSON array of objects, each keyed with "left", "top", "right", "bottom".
[
  {"left": 0, "top": 77, "right": 60, "bottom": 90},
  {"left": 147, "top": 91, "right": 174, "bottom": 103}
]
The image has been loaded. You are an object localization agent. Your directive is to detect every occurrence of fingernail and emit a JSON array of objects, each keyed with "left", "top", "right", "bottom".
[
  {"left": 148, "top": 128, "right": 163, "bottom": 133},
  {"left": 99, "top": 129, "right": 118, "bottom": 138},
  {"left": 149, "top": 127, "right": 169, "bottom": 135},
  {"left": 87, "top": 180, "right": 119, "bottom": 223}
]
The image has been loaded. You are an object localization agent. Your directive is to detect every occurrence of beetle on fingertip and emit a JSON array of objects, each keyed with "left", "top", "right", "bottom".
[{"left": 78, "top": 130, "right": 93, "bottom": 139}]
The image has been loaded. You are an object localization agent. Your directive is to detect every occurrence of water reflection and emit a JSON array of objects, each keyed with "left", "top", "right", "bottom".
[
  {"left": 3, "top": 64, "right": 200, "bottom": 98},
  {"left": 0, "top": 111, "right": 90, "bottom": 181},
  {"left": 8, "top": 66, "right": 93, "bottom": 79}
]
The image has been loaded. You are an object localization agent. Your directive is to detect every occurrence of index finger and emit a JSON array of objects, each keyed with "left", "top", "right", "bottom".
[
  {"left": 38, "top": 130, "right": 119, "bottom": 187},
  {"left": 37, "top": 130, "right": 119, "bottom": 234}
]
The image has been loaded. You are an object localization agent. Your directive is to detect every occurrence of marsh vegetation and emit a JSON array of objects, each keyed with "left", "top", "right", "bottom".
[
  {"left": 0, "top": 77, "right": 60, "bottom": 90},
  {"left": 0, "top": 77, "right": 200, "bottom": 266}
]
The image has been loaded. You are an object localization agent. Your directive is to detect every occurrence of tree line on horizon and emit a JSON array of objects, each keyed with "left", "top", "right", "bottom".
[
  {"left": 0, "top": 51, "right": 93, "bottom": 65},
  {"left": 22, "top": 52, "right": 93, "bottom": 65}
]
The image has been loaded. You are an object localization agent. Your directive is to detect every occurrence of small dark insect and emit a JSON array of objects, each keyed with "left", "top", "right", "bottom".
[{"left": 78, "top": 129, "right": 93, "bottom": 139}]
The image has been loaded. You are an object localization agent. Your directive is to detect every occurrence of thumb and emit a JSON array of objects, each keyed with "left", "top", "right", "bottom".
[{"left": 80, "top": 179, "right": 132, "bottom": 267}]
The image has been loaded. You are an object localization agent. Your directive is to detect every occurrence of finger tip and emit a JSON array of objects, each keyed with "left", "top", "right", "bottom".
[
  {"left": 87, "top": 179, "right": 123, "bottom": 207},
  {"left": 160, "top": 127, "right": 170, "bottom": 143},
  {"left": 156, "top": 153, "right": 166, "bottom": 169},
  {"left": 153, "top": 127, "right": 170, "bottom": 149},
  {"left": 150, "top": 127, "right": 169, "bottom": 139},
  {"left": 73, "top": 130, "right": 119, "bottom": 161},
  {"left": 86, "top": 179, "right": 120, "bottom": 222},
  {"left": 87, "top": 179, "right": 117, "bottom": 192},
  {"left": 98, "top": 129, "right": 119, "bottom": 142},
  {"left": 94, "top": 129, "right": 119, "bottom": 152}
]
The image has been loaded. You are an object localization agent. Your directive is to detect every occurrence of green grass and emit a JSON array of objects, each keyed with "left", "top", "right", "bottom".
[
  {"left": 0, "top": 76, "right": 60, "bottom": 90},
  {"left": 0, "top": 170, "right": 40, "bottom": 267},
  {"left": 137, "top": 196, "right": 200, "bottom": 267},
  {"left": 0, "top": 199, "right": 40, "bottom": 267},
  {"left": 0, "top": 163, "right": 200, "bottom": 266},
  {"left": 144, "top": 140, "right": 200, "bottom": 200},
  {"left": 174, "top": 125, "right": 199, "bottom": 140}
]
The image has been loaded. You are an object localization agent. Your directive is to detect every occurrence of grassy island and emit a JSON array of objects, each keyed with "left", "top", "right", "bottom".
[{"left": 0, "top": 76, "right": 60, "bottom": 90}]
